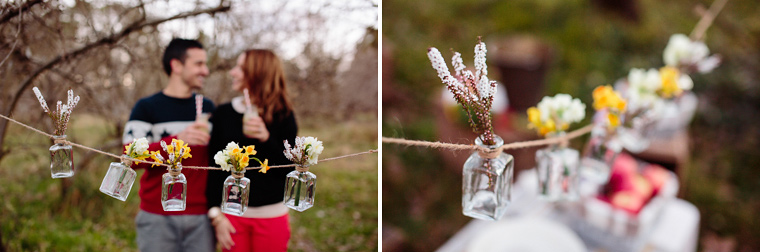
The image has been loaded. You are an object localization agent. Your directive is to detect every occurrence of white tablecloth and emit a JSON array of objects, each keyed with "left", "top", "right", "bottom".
[{"left": 436, "top": 169, "right": 700, "bottom": 252}]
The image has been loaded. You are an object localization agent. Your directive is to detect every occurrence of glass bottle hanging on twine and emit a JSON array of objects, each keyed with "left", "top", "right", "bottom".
[
  {"left": 535, "top": 133, "right": 580, "bottom": 201},
  {"left": 222, "top": 169, "right": 251, "bottom": 216},
  {"left": 50, "top": 135, "right": 74, "bottom": 178},
  {"left": 462, "top": 135, "right": 514, "bottom": 221},
  {"left": 161, "top": 163, "right": 187, "bottom": 211},
  {"left": 99, "top": 155, "right": 137, "bottom": 201},
  {"left": 579, "top": 125, "right": 622, "bottom": 187},
  {"left": 284, "top": 165, "right": 317, "bottom": 212}
]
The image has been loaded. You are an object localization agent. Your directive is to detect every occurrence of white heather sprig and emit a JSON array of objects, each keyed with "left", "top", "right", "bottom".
[
  {"left": 32, "top": 87, "right": 79, "bottom": 136},
  {"left": 32, "top": 87, "right": 49, "bottom": 113},
  {"left": 427, "top": 37, "right": 498, "bottom": 144},
  {"left": 283, "top": 136, "right": 324, "bottom": 167},
  {"left": 474, "top": 41, "right": 487, "bottom": 78},
  {"left": 451, "top": 52, "right": 465, "bottom": 76}
]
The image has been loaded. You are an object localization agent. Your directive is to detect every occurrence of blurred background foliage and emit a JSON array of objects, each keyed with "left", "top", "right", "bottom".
[
  {"left": 382, "top": 0, "right": 759, "bottom": 251},
  {"left": 0, "top": 0, "right": 377, "bottom": 251}
]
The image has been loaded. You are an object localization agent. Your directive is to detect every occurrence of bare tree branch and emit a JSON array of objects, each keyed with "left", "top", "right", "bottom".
[
  {"left": 0, "top": 4, "right": 23, "bottom": 68},
  {"left": 0, "top": 3, "right": 231, "bottom": 160},
  {"left": 0, "top": 0, "right": 43, "bottom": 24}
]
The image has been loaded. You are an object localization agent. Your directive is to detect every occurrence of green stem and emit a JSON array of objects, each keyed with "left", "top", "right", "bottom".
[{"left": 294, "top": 173, "right": 302, "bottom": 206}]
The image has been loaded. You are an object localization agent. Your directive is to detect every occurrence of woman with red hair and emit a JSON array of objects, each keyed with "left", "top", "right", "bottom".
[{"left": 206, "top": 49, "right": 297, "bottom": 251}]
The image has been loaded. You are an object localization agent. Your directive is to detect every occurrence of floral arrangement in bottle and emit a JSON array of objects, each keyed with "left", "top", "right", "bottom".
[
  {"left": 526, "top": 94, "right": 586, "bottom": 137},
  {"left": 124, "top": 137, "right": 151, "bottom": 163},
  {"left": 151, "top": 138, "right": 192, "bottom": 211},
  {"left": 32, "top": 87, "right": 80, "bottom": 178},
  {"left": 151, "top": 138, "right": 192, "bottom": 167},
  {"left": 100, "top": 137, "right": 150, "bottom": 201},
  {"left": 283, "top": 136, "right": 324, "bottom": 212},
  {"left": 283, "top": 136, "right": 324, "bottom": 167},
  {"left": 527, "top": 94, "right": 586, "bottom": 200},
  {"left": 427, "top": 37, "right": 498, "bottom": 145},
  {"left": 214, "top": 142, "right": 269, "bottom": 173},
  {"left": 428, "top": 37, "right": 515, "bottom": 220},
  {"left": 214, "top": 142, "right": 268, "bottom": 215}
]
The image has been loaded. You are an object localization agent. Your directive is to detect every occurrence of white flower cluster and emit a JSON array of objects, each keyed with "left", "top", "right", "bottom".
[
  {"left": 536, "top": 94, "right": 586, "bottom": 125},
  {"left": 214, "top": 142, "right": 240, "bottom": 171},
  {"left": 130, "top": 138, "right": 149, "bottom": 155},
  {"left": 427, "top": 43, "right": 497, "bottom": 102},
  {"left": 283, "top": 136, "right": 324, "bottom": 167},
  {"left": 626, "top": 68, "right": 693, "bottom": 110},
  {"left": 663, "top": 34, "right": 720, "bottom": 73}
]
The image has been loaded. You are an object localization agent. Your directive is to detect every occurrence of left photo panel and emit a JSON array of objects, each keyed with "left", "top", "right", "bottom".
[{"left": 0, "top": 0, "right": 378, "bottom": 251}]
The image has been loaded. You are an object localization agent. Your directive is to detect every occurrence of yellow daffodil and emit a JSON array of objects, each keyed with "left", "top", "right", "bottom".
[
  {"left": 592, "top": 85, "right": 626, "bottom": 111},
  {"left": 258, "top": 159, "right": 270, "bottom": 174},
  {"left": 608, "top": 113, "right": 621, "bottom": 128},
  {"left": 150, "top": 150, "right": 164, "bottom": 167},
  {"left": 527, "top": 107, "right": 557, "bottom": 136},
  {"left": 245, "top": 146, "right": 256, "bottom": 155},
  {"left": 659, "top": 66, "right": 682, "bottom": 98},
  {"left": 592, "top": 85, "right": 627, "bottom": 129},
  {"left": 240, "top": 155, "right": 250, "bottom": 168}
]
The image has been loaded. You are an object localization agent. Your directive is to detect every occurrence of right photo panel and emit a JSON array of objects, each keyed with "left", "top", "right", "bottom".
[{"left": 382, "top": 0, "right": 760, "bottom": 251}]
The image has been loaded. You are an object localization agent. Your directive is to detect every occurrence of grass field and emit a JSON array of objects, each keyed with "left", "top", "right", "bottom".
[{"left": 0, "top": 113, "right": 378, "bottom": 252}]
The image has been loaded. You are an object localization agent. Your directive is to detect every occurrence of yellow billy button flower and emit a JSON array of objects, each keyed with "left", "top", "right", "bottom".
[{"left": 659, "top": 66, "right": 682, "bottom": 98}]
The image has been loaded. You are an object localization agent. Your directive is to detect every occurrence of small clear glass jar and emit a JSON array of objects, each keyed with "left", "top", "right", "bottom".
[
  {"left": 536, "top": 144, "right": 580, "bottom": 201},
  {"left": 50, "top": 135, "right": 74, "bottom": 178},
  {"left": 462, "top": 135, "right": 514, "bottom": 221},
  {"left": 161, "top": 164, "right": 187, "bottom": 211},
  {"left": 284, "top": 166, "right": 317, "bottom": 212},
  {"left": 99, "top": 155, "right": 137, "bottom": 201},
  {"left": 579, "top": 126, "right": 621, "bottom": 186},
  {"left": 222, "top": 170, "right": 251, "bottom": 216}
]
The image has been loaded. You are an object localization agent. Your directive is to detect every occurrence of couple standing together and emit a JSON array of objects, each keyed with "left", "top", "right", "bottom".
[{"left": 122, "top": 38, "right": 297, "bottom": 252}]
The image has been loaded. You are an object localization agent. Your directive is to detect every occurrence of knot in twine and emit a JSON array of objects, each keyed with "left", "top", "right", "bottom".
[
  {"left": 53, "top": 137, "right": 67, "bottom": 145},
  {"left": 120, "top": 155, "right": 133, "bottom": 166},
  {"left": 231, "top": 170, "right": 245, "bottom": 179},
  {"left": 558, "top": 135, "right": 570, "bottom": 148},
  {"left": 296, "top": 165, "right": 309, "bottom": 173},
  {"left": 168, "top": 164, "right": 182, "bottom": 176},
  {"left": 477, "top": 147, "right": 502, "bottom": 159}
]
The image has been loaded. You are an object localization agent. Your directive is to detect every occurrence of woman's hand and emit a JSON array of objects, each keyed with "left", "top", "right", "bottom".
[
  {"left": 211, "top": 213, "right": 236, "bottom": 250},
  {"left": 243, "top": 115, "right": 270, "bottom": 142}
]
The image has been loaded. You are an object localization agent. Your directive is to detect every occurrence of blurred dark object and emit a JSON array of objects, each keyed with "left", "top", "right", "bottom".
[
  {"left": 591, "top": 0, "right": 640, "bottom": 22},
  {"left": 488, "top": 36, "right": 553, "bottom": 114},
  {"left": 382, "top": 224, "right": 406, "bottom": 252}
]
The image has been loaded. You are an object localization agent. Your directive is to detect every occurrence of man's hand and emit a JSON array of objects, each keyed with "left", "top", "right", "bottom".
[{"left": 176, "top": 121, "right": 210, "bottom": 145}]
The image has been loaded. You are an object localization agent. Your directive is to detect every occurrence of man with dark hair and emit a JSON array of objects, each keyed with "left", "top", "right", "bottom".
[{"left": 123, "top": 38, "right": 215, "bottom": 252}]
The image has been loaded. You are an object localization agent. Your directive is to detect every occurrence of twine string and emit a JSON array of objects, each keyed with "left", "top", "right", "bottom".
[
  {"left": 382, "top": 124, "right": 594, "bottom": 154},
  {"left": 296, "top": 165, "right": 309, "bottom": 173},
  {"left": 0, "top": 113, "right": 376, "bottom": 171}
]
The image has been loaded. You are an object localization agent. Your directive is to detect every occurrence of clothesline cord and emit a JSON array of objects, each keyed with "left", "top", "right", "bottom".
[
  {"left": 0, "top": 113, "right": 376, "bottom": 170},
  {"left": 382, "top": 124, "right": 594, "bottom": 153}
]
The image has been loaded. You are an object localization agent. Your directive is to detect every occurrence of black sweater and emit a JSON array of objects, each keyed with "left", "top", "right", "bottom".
[{"left": 206, "top": 103, "right": 297, "bottom": 208}]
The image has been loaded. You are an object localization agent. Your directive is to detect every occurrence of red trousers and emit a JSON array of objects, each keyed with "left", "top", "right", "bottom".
[{"left": 223, "top": 213, "right": 291, "bottom": 252}]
